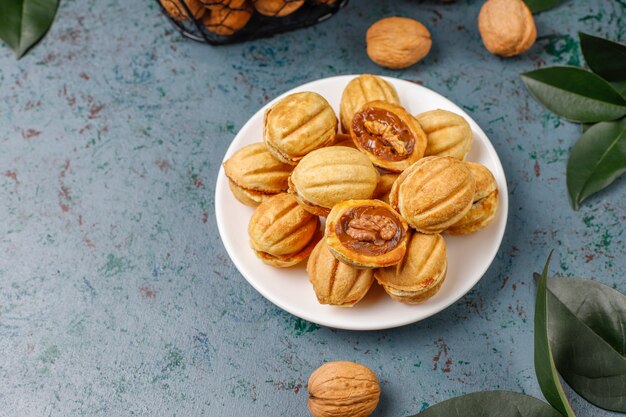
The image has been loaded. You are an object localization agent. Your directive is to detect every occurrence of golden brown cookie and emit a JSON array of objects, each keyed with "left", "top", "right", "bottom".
[
  {"left": 223, "top": 143, "right": 294, "bottom": 207},
  {"left": 289, "top": 146, "right": 379, "bottom": 216},
  {"left": 252, "top": 0, "right": 304, "bottom": 16},
  {"left": 325, "top": 200, "right": 408, "bottom": 268},
  {"left": 415, "top": 109, "right": 472, "bottom": 160},
  {"left": 307, "top": 240, "right": 374, "bottom": 306},
  {"left": 160, "top": 0, "right": 206, "bottom": 20},
  {"left": 465, "top": 162, "right": 497, "bottom": 202},
  {"left": 446, "top": 189, "right": 498, "bottom": 235},
  {"left": 340, "top": 74, "right": 400, "bottom": 133},
  {"left": 350, "top": 101, "right": 427, "bottom": 172},
  {"left": 373, "top": 172, "right": 399, "bottom": 203},
  {"left": 202, "top": 0, "right": 252, "bottom": 36},
  {"left": 264, "top": 92, "right": 337, "bottom": 165},
  {"left": 389, "top": 156, "right": 475, "bottom": 234},
  {"left": 375, "top": 232, "right": 447, "bottom": 304},
  {"left": 248, "top": 193, "right": 321, "bottom": 267},
  {"left": 331, "top": 133, "right": 356, "bottom": 148}
]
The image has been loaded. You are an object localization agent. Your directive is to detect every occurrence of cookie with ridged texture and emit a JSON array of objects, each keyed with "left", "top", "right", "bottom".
[
  {"left": 251, "top": 0, "right": 304, "bottom": 16},
  {"left": 307, "top": 241, "right": 374, "bottom": 306},
  {"left": 248, "top": 193, "right": 321, "bottom": 267},
  {"left": 340, "top": 74, "right": 400, "bottom": 133},
  {"left": 264, "top": 92, "right": 337, "bottom": 165},
  {"left": 289, "top": 146, "right": 379, "bottom": 216},
  {"left": 375, "top": 232, "right": 447, "bottom": 304},
  {"left": 373, "top": 172, "right": 398, "bottom": 203},
  {"left": 415, "top": 109, "right": 472, "bottom": 160},
  {"left": 202, "top": 0, "right": 252, "bottom": 36},
  {"left": 389, "top": 156, "right": 475, "bottom": 234},
  {"left": 223, "top": 143, "right": 293, "bottom": 206},
  {"left": 350, "top": 101, "right": 427, "bottom": 172},
  {"left": 325, "top": 199, "right": 408, "bottom": 268},
  {"left": 465, "top": 161, "right": 497, "bottom": 202},
  {"left": 160, "top": 0, "right": 207, "bottom": 20}
]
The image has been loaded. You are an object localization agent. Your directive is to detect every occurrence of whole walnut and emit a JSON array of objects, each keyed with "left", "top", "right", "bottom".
[
  {"left": 308, "top": 361, "right": 380, "bottom": 417},
  {"left": 366, "top": 17, "right": 432, "bottom": 69},
  {"left": 252, "top": 0, "right": 305, "bottom": 16},
  {"left": 478, "top": 0, "right": 536, "bottom": 57}
]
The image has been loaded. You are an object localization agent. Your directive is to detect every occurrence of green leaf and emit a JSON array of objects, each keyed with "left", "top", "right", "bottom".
[
  {"left": 579, "top": 32, "right": 626, "bottom": 82},
  {"left": 521, "top": 67, "right": 626, "bottom": 122},
  {"left": 0, "top": 0, "right": 60, "bottom": 58},
  {"left": 581, "top": 123, "right": 593, "bottom": 133},
  {"left": 547, "top": 277, "right": 626, "bottom": 412},
  {"left": 534, "top": 253, "right": 577, "bottom": 417},
  {"left": 567, "top": 118, "right": 626, "bottom": 209},
  {"left": 410, "top": 391, "right": 562, "bottom": 417},
  {"left": 524, "top": 0, "right": 563, "bottom": 13},
  {"left": 612, "top": 81, "right": 626, "bottom": 100}
]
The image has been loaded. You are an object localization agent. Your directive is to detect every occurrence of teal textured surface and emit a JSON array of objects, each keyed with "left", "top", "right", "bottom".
[{"left": 0, "top": 0, "right": 624, "bottom": 416}]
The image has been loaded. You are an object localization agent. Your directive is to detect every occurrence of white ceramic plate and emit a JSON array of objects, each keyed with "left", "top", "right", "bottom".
[{"left": 215, "top": 75, "right": 508, "bottom": 331}]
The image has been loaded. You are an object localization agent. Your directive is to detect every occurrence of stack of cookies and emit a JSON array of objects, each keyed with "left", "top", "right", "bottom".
[{"left": 223, "top": 74, "right": 499, "bottom": 306}]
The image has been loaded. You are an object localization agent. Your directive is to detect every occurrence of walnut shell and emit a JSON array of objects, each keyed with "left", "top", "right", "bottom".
[
  {"left": 223, "top": 143, "right": 293, "bottom": 206},
  {"left": 478, "top": 0, "right": 536, "bottom": 57},
  {"left": 366, "top": 17, "right": 432, "bottom": 69},
  {"left": 160, "top": 0, "right": 206, "bottom": 20},
  {"left": 264, "top": 92, "right": 338, "bottom": 165},
  {"left": 248, "top": 193, "right": 321, "bottom": 267},
  {"left": 340, "top": 74, "right": 400, "bottom": 133},
  {"left": 202, "top": 0, "right": 252, "bottom": 36},
  {"left": 375, "top": 232, "right": 447, "bottom": 304},
  {"left": 307, "top": 240, "right": 374, "bottom": 306},
  {"left": 389, "top": 156, "right": 475, "bottom": 234},
  {"left": 289, "top": 146, "right": 379, "bottom": 216},
  {"left": 252, "top": 0, "right": 304, "bottom": 16},
  {"left": 415, "top": 109, "right": 472, "bottom": 160},
  {"left": 308, "top": 361, "right": 380, "bottom": 417}
]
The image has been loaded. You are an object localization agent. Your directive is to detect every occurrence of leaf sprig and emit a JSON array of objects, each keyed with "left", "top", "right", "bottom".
[
  {"left": 521, "top": 33, "right": 626, "bottom": 210},
  {"left": 408, "top": 254, "right": 626, "bottom": 417},
  {"left": 0, "top": 0, "right": 60, "bottom": 59}
]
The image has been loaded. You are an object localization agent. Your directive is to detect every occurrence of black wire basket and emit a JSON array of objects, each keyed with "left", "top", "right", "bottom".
[{"left": 156, "top": 0, "right": 349, "bottom": 45}]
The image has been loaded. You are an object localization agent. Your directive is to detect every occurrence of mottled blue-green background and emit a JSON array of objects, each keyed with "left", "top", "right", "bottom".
[{"left": 0, "top": 0, "right": 624, "bottom": 416}]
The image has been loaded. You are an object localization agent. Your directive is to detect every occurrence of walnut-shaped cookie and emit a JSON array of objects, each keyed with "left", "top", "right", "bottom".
[
  {"left": 325, "top": 200, "right": 408, "bottom": 269},
  {"left": 248, "top": 193, "right": 321, "bottom": 267},
  {"left": 446, "top": 162, "right": 499, "bottom": 235},
  {"left": 289, "top": 147, "right": 379, "bottom": 216},
  {"left": 223, "top": 143, "right": 294, "bottom": 207},
  {"left": 264, "top": 92, "right": 337, "bottom": 165},
  {"left": 252, "top": 0, "right": 304, "bottom": 16},
  {"left": 202, "top": 0, "right": 252, "bottom": 36},
  {"left": 372, "top": 172, "right": 398, "bottom": 203},
  {"left": 350, "top": 101, "right": 427, "bottom": 172},
  {"left": 389, "top": 156, "right": 475, "bottom": 234},
  {"left": 331, "top": 133, "right": 356, "bottom": 148},
  {"left": 160, "top": 0, "right": 206, "bottom": 20},
  {"left": 415, "top": 109, "right": 472, "bottom": 160},
  {"left": 340, "top": 74, "right": 400, "bottom": 133},
  {"left": 375, "top": 232, "right": 447, "bottom": 304},
  {"left": 307, "top": 240, "right": 374, "bottom": 307}
]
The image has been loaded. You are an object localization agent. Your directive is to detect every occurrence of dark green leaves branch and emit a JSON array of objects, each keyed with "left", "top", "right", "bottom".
[
  {"left": 409, "top": 254, "right": 626, "bottom": 417},
  {"left": 521, "top": 33, "right": 626, "bottom": 210},
  {"left": 0, "top": 0, "right": 60, "bottom": 58}
]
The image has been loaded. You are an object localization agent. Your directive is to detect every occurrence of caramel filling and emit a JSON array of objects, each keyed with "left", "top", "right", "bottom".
[
  {"left": 352, "top": 107, "right": 415, "bottom": 161},
  {"left": 335, "top": 206, "right": 405, "bottom": 256}
]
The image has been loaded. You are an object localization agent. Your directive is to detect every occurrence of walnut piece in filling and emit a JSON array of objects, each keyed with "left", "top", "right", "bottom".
[
  {"left": 352, "top": 107, "right": 415, "bottom": 161},
  {"left": 336, "top": 206, "right": 405, "bottom": 256}
]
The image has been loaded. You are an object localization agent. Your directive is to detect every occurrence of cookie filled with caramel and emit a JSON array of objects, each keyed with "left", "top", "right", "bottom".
[
  {"left": 325, "top": 200, "right": 408, "bottom": 268},
  {"left": 350, "top": 101, "right": 427, "bottom": 172}
]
